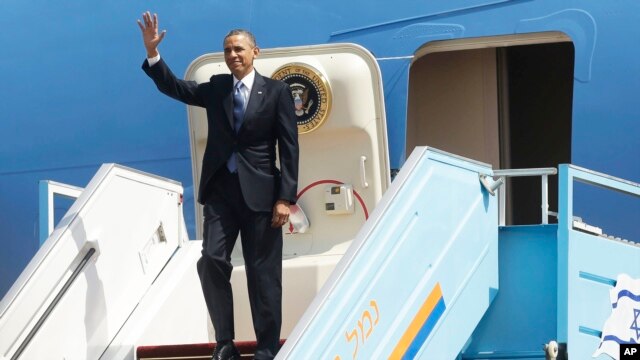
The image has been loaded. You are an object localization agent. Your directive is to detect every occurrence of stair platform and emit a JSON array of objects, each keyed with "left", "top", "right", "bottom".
[{"left": 137, "top": 340, "right": 286, "bottom": 360}]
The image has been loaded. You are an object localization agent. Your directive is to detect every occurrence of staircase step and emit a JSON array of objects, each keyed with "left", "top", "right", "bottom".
[{"left": 137, "top": 340, "right": 285, "bottom": 360}]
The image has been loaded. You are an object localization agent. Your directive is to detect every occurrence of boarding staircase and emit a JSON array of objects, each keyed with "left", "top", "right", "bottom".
[{"left": 0, "top": 148, "right": 638, "bottom": 360}]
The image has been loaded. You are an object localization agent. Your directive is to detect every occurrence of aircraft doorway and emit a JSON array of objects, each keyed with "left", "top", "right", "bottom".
[{"left": 407, "top": 34, "right": 574, "bottom": 225}]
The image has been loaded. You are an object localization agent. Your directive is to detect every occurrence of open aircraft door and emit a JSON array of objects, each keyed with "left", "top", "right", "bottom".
[{"left": 185, "top": 43, "right": 390, "bottom": 338}]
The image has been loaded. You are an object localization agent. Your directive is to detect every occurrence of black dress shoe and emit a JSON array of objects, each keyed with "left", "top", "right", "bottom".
[{"left": 212, "top": 341, "right": 240, "bottom": 360}]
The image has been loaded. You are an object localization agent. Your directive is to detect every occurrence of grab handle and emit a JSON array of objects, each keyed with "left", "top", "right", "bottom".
[{"left": 359, "top": 156, "right": 369, "bottom": 188}]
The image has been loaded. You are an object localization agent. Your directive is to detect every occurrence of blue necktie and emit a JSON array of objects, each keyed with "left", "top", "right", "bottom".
[{"left": 227, "top": 82, "right": 245, "bottom": 173}]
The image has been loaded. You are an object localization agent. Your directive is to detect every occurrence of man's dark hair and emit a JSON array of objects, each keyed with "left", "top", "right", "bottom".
[{"left": 223, "top": 29, "right": 257, "bottom": 48}]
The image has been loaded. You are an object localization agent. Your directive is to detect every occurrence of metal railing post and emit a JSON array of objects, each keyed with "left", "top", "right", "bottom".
[
  {"left": 499, "top": 178, "right": 506, "bottom": 226},
  {"left": 38, "top": 180, "right": 84, "bottom": 245},
  {"left": 492, "top": 168, "right": 557, "bottom": 225},
  {"left": 541, "top": 175, "right": 549, "bottom": 224}
]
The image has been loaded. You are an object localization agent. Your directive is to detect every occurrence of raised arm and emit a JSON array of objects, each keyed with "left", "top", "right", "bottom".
[
  {"left": 138, "top": 12, "right": 205, "bottom": 107},
  {"left": 137, "top": 11, "right": 166, "bottom": 58}
]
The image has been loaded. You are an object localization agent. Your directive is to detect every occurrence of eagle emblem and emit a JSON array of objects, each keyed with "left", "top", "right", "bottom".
[
  {"left": 291, "top": 84, "right": 313, "bottom": 117},
  {"left": 271, "top": 63, "right": 332, "bottom": 134}
]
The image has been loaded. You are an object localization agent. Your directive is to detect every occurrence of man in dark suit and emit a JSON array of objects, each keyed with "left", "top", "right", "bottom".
[{"left": 138, "top": 12, "right": 299, "bottom": 360}]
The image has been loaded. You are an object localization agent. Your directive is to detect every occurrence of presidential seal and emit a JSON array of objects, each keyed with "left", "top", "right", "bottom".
[{"left": 271, "top": 63, "right": 332, "bottom": 134}]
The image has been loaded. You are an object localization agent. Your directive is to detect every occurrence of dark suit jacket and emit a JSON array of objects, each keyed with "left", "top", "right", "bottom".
[{"left": 143, "top": 58, "right": 299, "bottom": 212}]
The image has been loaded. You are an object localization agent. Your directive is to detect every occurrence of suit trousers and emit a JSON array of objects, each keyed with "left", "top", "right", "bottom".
[{"left": 197, "top": 168, "right": 283, "bottom": 359}]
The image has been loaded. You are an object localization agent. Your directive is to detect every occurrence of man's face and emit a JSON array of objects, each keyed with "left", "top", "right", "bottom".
[{"left": 223, "top": 34, "right": 259, "bottom": 80}]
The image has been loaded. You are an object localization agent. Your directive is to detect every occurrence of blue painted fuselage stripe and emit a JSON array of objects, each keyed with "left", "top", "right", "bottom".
[{"left": 402, "top": 298, "right": 446, "bottom": 359}]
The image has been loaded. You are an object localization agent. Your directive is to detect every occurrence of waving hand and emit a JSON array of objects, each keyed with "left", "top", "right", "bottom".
[{"left": 137, "top": 11, "right": 166, "bottom": 58}]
